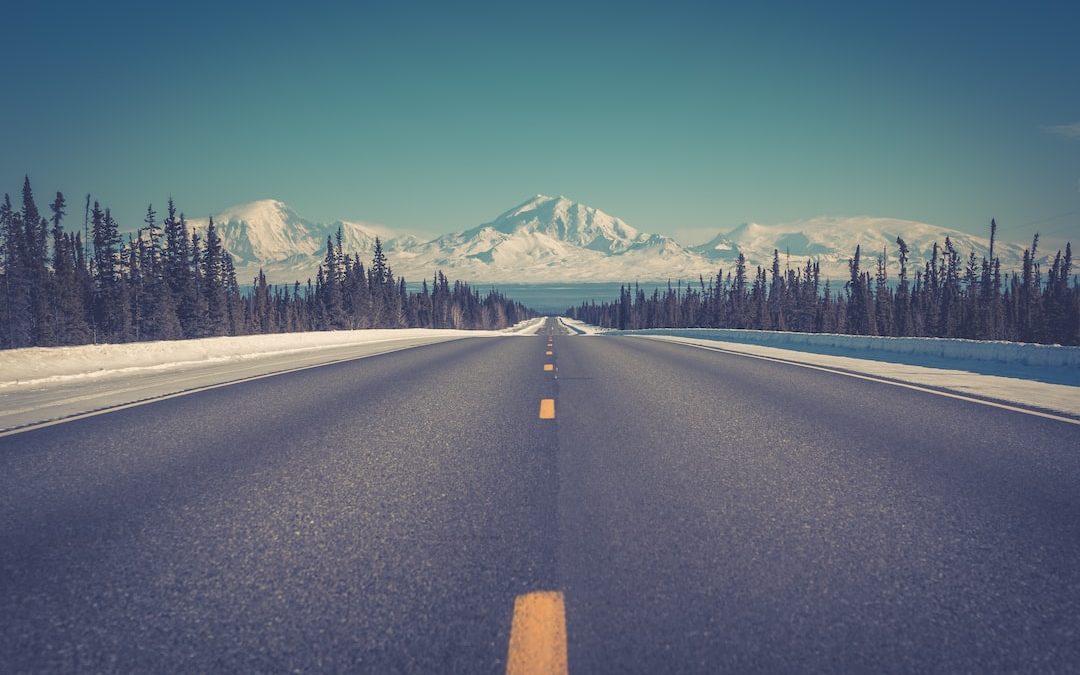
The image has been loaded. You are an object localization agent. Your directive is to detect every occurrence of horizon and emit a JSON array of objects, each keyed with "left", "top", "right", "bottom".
[
  {"left": 2, "top": 2, "right": 1078, "bottom": 243},
  {"left": 10, "top": 188, "right": 1068, "bottom": 252},
  {"left": 140, "top": 192, "right": 1063, "bottom": 251}
]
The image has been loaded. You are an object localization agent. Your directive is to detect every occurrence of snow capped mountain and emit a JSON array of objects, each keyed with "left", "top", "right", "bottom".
[
  {"left": 692, "top": 216, "right": 1030, "bottom": 279},
  {"left": 392, "top": 195, "right": 705, "bottom": 282},
  {"left": 184, "top": 196, "right": 1061, "bottom": 284},
  {"left": 189, "top": 200, "right": 317, "bottom": 265},
  {"left": 480, "top": 194, "right": 647, "bottom": 253},
  {"left": 187, "top": 199, "right": 407, "bottom": 282}
]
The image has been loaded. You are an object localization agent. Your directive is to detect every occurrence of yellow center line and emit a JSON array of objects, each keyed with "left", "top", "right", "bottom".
[
  {"left": 543, "top": 364, "right": 554, "bottom": 372},
  {"left": 545, "top": 350, "right": 553, "bottom": 356},
  {"left": 539, "top": 399, "right": 556, "bottom": 419},
  {"left": 506, "top": 591, "right": 568, "bottom": 675}
]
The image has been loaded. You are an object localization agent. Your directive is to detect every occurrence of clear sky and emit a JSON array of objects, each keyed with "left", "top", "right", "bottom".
[{"left": 2, "top": 0, "right": 1078, "bottom": 242}]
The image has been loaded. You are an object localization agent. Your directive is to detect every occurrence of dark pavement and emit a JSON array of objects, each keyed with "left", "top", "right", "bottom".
[{"left": 3, "top": 317, "right": 1079, "bottom": 673}]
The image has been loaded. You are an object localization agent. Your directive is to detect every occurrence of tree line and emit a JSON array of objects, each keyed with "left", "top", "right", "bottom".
[
  {"left": 569, "top": 220, "right": 1078, "bottom": 345},
  {"left": 0, "top": 178, "right": 534, "bottom": 349}
]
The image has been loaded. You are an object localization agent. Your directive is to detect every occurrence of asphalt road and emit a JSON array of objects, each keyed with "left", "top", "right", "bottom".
[{"left": 2, "top": 317, "right": 1079, "bottom": 673}]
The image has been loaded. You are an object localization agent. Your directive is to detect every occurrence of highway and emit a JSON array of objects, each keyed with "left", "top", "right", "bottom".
[{"left": 2, "top": 317, "right": 1079, "bottom": 673}]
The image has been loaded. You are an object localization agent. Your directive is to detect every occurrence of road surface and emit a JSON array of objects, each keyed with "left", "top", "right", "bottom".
[{"left": 2, "top": 317, "right": 1079, "bottom": 673}]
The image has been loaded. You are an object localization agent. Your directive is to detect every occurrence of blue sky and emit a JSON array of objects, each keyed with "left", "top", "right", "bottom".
[{"left": 2, "top": 1, "right": 1078, "bottom": 242}]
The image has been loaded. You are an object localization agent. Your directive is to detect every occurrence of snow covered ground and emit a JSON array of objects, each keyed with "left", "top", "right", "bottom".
[
  {"left": 576, "top": 324, "right": 1080, "bottom": 420},
  {"left": 557, "top": 317, "right": 604, "bottom": 335},
  {"left": 0, "top": 318, "right": 544, "bottom": 433},
  {"left": 0, "top": 319, "right": 543, "bottom": 389}
]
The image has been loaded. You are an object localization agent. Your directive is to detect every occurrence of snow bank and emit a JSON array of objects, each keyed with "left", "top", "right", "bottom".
[
  {"left": 557, "top": 317, "right": 606, "bottom": 335},
  {"left": 507, "top": 317, "right": 546, "bottom": 335},
  {"left": 608, "top": 328, "right": 1080, "bottom": 370},
  {"left": 0, "top": 323, "right": 540, "bottom": 389}
]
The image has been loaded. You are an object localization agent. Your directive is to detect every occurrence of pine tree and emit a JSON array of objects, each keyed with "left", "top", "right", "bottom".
[
  {"left": 368, "top": 237, "right": 389, "bottom": 327},
  {"left": 91, "top": 202, "right": 126, "bottom": 341},
  {"left": 768, "top": 249, "right": 786, "bottom": 330},
  {"left": 48, "top": 192, "right": 90, "bottom": 343},
  {"left": 320, "top": 232, "right": 344, "bottom": 328},
  {"left": 189, "top": 229, "right": 206, "bottom": 337},
  {"left": 732, "top": 252, "right": 748, "bottom": 328},
  {"left": 21, "top": 178, "right": 53, "bottom": 345},
  {"left": 846, "top": 245, "right": 870, "bottom": 334},
  {"left": 938, "top": 237, "right": 961, "bottom": 337},
  {"left": 893, "top": 236, "right": 911, "bottom": 336},
  {"left": 874, "top": 247, "right": 891, "bottom": 336},
  {"left": 979, "top": 219, "right": 999, "bottom": 339},
  {"left": 202, "top": 217, "right": 227, "bottom": 336},
  {"left": 167, "top": 209, "right": 198, "bottom": 337},
  {"left": 1018, "top": 234, "right": 1040, "bottom": 342},
  {"left": 222, "top": 252, "right": 242, "bottom": 335},
  {"left": 1, "top": 194, "right": 32, "bottom": 347}
]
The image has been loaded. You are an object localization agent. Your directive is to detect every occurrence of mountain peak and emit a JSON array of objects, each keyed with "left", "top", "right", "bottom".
[
  {"left": 211, "top": 198, "right": 299, "bottom": 227},
  {"left": 507, "top": 193, "right": 562, "bottom": 215},
  {"left": 188, "top": 198, "right": 407, "bottom": 269},
  {"left": 453, "top": 194, "right": 647, "bottom": 256},
  {"left": 182, "top": 195, "right": 1043, "bottom": 285}
]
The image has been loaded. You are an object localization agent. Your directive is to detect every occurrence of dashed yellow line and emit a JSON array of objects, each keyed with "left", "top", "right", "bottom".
[
  {"left": 506, "top": 591, "right": 568, "bottom": 675},
  {"left": 545, "top": 350, "right": 553, "bottom": 356},
  {"left": 543, "top": 364, "right": 554, "bottom": 372},
  {"left": 539, "top": 399, "right": 556, "bottom": 419}
]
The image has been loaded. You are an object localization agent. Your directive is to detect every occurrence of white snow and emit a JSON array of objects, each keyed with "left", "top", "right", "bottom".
[
  {"left": 186, "top": 199, "right": 410, "bottom": 276},
  {"left": 689, "top": 215, "right": 1042, "bottom": 279},
  {"left": 557, "top": 317, "right": 605, "bottom": 335},
  {"left": 176, "top": 196, "right": 1065, "bottom": 285},
  {"left": 0, "top": 319, "right": 547, "bottom": 432},
  {"left": 0, "top": 321, "right": 544, "bottom": 391},
  {"left": 391, "top": 194, "right": 706, "bottom": 283}
]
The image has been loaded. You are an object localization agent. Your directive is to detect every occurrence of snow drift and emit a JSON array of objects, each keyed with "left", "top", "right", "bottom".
[{"left": 0, "top": 319, "right": 544, "bottom": 390}]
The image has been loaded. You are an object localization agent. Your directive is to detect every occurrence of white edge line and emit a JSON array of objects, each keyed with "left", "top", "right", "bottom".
[
  {"left": 634, "top": 335, "right": 1080, "bottom": 427},
  {"left": 0, "top": 337, "right": 477, "bottom": 439}
]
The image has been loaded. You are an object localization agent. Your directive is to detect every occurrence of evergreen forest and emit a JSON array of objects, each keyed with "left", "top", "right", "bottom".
[
  {"left": 0, "top": 178, "right": 534, "bottom": 349},
  {"left": 570, "top": 221, "right": 1078, "bottom": 345}
]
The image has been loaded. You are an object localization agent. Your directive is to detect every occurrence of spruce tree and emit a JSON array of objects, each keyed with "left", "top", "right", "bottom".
[
  {"left": 202, "top": 218, "right": 227, "bottom": 336},
  {"left": 21, "top": 178, "right": 53, "bottom": 345},
  {"left": 1, "top": 194, "right": 32, "bottom": 347}
]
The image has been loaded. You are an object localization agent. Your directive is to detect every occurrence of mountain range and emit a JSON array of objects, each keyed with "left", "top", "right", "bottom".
[{"left": 186, "top": 195, "right": 1054, "bottom": 285}]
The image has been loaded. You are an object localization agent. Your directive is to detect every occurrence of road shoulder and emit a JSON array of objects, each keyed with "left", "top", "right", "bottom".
[{"left": 633, "top": 334, "right": 1080, "bottom": 422}]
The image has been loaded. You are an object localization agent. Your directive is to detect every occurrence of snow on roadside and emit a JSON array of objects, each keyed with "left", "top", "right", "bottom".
[
  {"left": 557, "top": 317, "right": 606, "bottom": 335},
  {"left": 0, "top": 322, "right": 542, "bottom": 391},
  {"left": 507, "top": 317, "right": 547, "bottom": 335}
]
